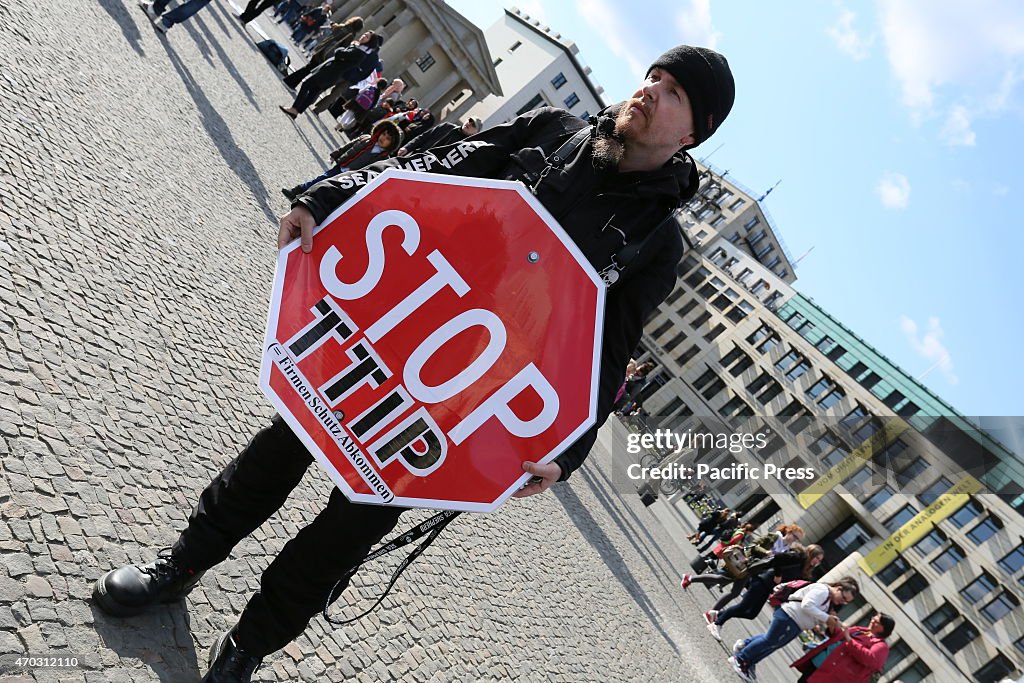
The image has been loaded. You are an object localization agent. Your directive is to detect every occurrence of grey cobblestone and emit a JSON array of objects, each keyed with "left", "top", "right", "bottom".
[{"left": 0, "top": 1, "right": 746, "bottom": 681}]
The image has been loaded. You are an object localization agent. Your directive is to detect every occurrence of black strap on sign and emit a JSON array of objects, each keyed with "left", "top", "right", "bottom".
[
  {"left": 322, "top": 509, "right": 461, "bottom": 625},
  {"left": 523, "top": 124, "right": 679, "bottom": 289}
]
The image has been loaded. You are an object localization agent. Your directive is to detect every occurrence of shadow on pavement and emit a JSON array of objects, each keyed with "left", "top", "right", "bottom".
[
  {"left": 577, "top": 463, "right": 689, "bottom": 597},
  {"left": 161, "top": 41, "right": 277, "bottom": 224},
  {"left": 90, "top": 599, "right": 202, "bottom": 681},
  {"left": 97, "top": 0, "right": 147, "bottom": 57},
  {"left": 553, "top": 484, "right": 680, "bottom": 654},
  {"left": 185, "top": 13, "right": 261, "bottom": 110}
]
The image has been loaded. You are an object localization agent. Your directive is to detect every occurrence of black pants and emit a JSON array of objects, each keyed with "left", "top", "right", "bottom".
[
  {"left": 712, "top": 575, "right": 749, "bottom": 611},
  {"left": 238, "top": 0, "right": 275, "bottom": 22},
  {"left": 291, "top": 69, "right": 346, "bottom": 113},
  {"left": 170, "top": 416, "right": 406, "bottom": 656},
  {"left": 716, "top": 571, "right": 773, "bottom": 625}
]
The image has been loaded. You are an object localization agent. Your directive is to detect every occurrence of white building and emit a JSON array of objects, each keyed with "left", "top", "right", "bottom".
[{"left": 463, "top": 7, "right": 606, "bottom": 127}]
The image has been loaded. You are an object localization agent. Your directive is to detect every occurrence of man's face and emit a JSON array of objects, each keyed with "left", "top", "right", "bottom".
[
  {"left": 618, "top": 67, "right": 696, "bottom": 151},
  {"left": 358, "top": 31, "right": 372, "bottom": 44},
  {"left": 462, "top": 121, "right": 479, "bottom": 135}
]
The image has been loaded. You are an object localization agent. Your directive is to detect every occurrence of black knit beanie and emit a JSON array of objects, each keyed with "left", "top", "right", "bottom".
[{"left": 647, "top": 45, "right": 735, "bottom": 147}]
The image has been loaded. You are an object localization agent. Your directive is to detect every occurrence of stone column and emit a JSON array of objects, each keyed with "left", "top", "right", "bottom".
[
  {"left": 419, "top": 70, "right": 461, "bottom": 113},
  {"left": 433, "top": 80, "right": 469, "bottom": 121},
  {"left": 445, "top": 88, "right": 481, "bottom": 125}
]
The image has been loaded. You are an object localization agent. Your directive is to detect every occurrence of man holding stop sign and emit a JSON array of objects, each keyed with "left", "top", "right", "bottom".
[{"left": 93, "top": 45, "right": 735, "bottom": 682}]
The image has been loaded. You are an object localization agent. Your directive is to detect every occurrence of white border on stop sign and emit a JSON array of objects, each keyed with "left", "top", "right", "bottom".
[{"left": 260, "top": 169, "right": 606, "bottom": 512}]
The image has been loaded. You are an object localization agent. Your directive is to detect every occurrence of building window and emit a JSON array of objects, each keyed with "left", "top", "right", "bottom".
[
  {"left": 897, "top": 659, "right": 931, "bottom": 683},
  {"left": 756, "top": 381, "right": 784, "bottom": 405},
  {"left": 846, "top": 466, "right": 874, "bottom": 492},
  {"left": 720, "top": 346, "right": 745, "bottom": 368},
  {"left": 882, "top": 640, "right": 912, "bottom": 675},
  {"left": 864, "top": 485, "right": 895, "bottom": 512},
  {"left": 728, "top": 198, "right": 746, "bottom": 211},
  {"left": 913, "top": 528, "right": 948, "bottom": 557},
  {"left": 974, "top": 655, "right": 1015, "bottom": 683},
  {"left": 774, "top": 350, "right": 803, "bottom": 373},
  {"left": 929, "top": 543, "right": 965, "bottom": 574},
  {"left": 563, "top": 92, "right": 580, "bottom": 109},
  {"left": 923, "top": 602, "right": 959, "bottom": 633},
  {"left": 949, "top": 499, "right": 983, "bottom": 528},
  {"left": 415, "top": 53, "right": 436, "bottom": 72},
  {"left": 818, "top": 517, "right": 872, "bottom": 570},
  {"left": 703, "top": 323, "right": 726, "bottom": 343},
  {"left": 679, "top": 298, "right": 699, "bottom": 317},
  {"left": 690, "top": 311, "right": 712, "bottom": 329},
  {"left": 826, "top": 343, "right": 847, "bottom": 362},
  {"left": 967, "top": 515, "right": 1003, "bottom": 545},
  {"left": 896, "top": 456, "right": 928, "bottom": 485},
  {"left": 720, "top": 396, "right": 752, "bottom": 419},
  {"left": 666, "top": 288, "right": 685, "bottom": 305},
  {"left": 493, "top": 57, "right": 503, "bottom": 67},
  {"left": 663, "top": 331, "right": 687, "bottom": 352},
  {"left": 746, "top": 323, "right": 774, "bottom": 346},
  {"left": 693, "top": 368, "right": 717, "bottom": 392},
  {"left": 743, "top": 216, "right": 760, "bottom": 230},
  {"left": 941, "top": 619, "right": 979, "bottom": 653},
  {"left": 999, "top": 544, "right": 1024, "bottom": 575},
  {"left": 676, "top": 345, "right": 699, "bottom": 366},
  {"left": 841, "top": 404, "right": 867, "bottom": 429},
  {"left": 579, "top": 111, "right": 590, "bottom": 120},
  {"left": 893, "top": 571, "right": 928, "bottom": 602},
  {"left": 980, "top": 591, "right": 1019, "bottom": 623},
  {"left": 726, "top": 301, "right": 754, "bottom": 323},
  {"left": 963, "top": 572, "right": 997, "bottom": 604},
  {"left": 516, "top": 94, "right": 545, "bottom": 116},
  {"left": 877, "top": 556, "right": 911, "bottom": 585},
  {"left": 729, "top": 355, "right": 754, "bottom": 377},
  {"left": 884, "top": 504, "right": 918, "bottom": 532},
  {"left": 509, "top": 40, "right": 522, "bottom": 52},
  {"left": 551, "top": 72, "right": 567, "bottom": 89},
  {"left": 817, "top": 387, "right": 846, "bottom": 410},
  {"left": 701, "top": 377, "right": 726, "bottom": 400},
  {"left": 919, "top": 476, "right": 952, "bottom": 506},
  {"left": 650, "top": 320, "right": 673, "bottom": 338},
  {"left": 785, "top": 360, "right": 811, "bottom": 382},
  {"left": 806, "top": 377, "right": 833, "bottom": 400}
]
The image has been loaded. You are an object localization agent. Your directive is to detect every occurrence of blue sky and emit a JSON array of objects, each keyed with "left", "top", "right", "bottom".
[{"left": 445, "top": 0, "right": 1024, "bottom": 418}]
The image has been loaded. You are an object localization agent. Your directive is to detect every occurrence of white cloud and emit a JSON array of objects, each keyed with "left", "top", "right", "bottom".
[
  {"left": 575, "top": 0, "right": 647, "bottom": 79},
  {"left": 900, "top": 315, "right": 958, "bottom": 385},
  {"left": 939, "top": 105, "right": 976, "bottom": 146},
  {"left": 993, "top": 184, "right": 1010, "bottom": 196},
  {"left": 877, "top": 172, "right": 910, "bottom": 209},
  {"left": 575, "top": 0, "right": 721, "bottom": 82},
  {"left": 674, "top": 0, "right": 721, "bottom": 50},
  {"left": 878, "top": 0, "right": 1024, "bottom": 141},
  {"left": 826, "top": 7, "right": 872, "bottom": 61}
]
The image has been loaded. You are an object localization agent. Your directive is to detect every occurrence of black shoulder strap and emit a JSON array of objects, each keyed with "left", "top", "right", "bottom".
[{"left": 526, "top": 125, "right": 592, "bottom": 195}]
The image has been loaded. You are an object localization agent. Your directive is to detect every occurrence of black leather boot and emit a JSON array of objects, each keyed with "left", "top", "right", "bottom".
[
  {"left": 281, "top": 186, "right": 301, "bottom": 200},
  {"left": 92, "top": 549, "right": 205, "bottom": 617},
  {"left": 203, "top": 630, "right": 263, "bottom": 682}
]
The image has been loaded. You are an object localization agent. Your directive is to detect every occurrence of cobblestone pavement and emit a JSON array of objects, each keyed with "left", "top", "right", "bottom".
[{"left": 0, "top": 2, "right": 752, "bottom": 681}]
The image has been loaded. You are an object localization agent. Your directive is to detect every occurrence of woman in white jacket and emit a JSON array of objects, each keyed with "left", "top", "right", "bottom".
[{"left": 729, "top": 577, "right": 859, "bottom": 682}]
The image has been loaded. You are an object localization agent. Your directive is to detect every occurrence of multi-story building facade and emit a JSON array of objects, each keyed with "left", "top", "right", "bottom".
[
  {"left": 461, "top": 7, "right": 605, "bottom": 127},
  {"left": 326, "top": 0, "right": 501, "bottom": 121},
  {"left": 636, "top": 164, "right": 1024, "bottom": 682}
]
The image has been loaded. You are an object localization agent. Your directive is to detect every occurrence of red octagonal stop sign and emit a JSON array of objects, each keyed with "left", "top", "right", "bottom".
[{"left": 260, "top": 169, "right": 605, "bottom": 512}]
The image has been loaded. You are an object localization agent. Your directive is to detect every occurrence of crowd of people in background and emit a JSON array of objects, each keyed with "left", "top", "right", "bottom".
[
  {"left": 677, "top": 495, "right": 895, "bottom": 683},
  {"left": 136, "top": 0, "right": 487, "bottom": 203}
]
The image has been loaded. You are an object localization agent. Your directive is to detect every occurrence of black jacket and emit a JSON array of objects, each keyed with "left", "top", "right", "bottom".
[
  {"left": 296, "top": 105, "right": 698, "bottom": 480},
  {"left": 403, "top": 122, "right": 466, "bottom": 155}
]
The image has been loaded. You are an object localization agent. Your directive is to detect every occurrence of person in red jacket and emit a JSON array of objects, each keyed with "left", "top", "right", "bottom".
[{"left": 792, "top": 612, "right": 895, "bottom": 682}]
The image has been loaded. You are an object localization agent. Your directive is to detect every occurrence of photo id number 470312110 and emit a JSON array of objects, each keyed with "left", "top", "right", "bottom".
[{"left": 0, "top": 654, "right": 85, "bottom": 673}]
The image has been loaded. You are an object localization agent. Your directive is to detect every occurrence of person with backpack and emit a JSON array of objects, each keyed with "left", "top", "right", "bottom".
[
  {"left": 279, "top": 30, "right": 382, "bottom": 118},
  {"left": 696, "top": 510, "right": 740, "bottom": 553},
  {"left": 92, "top": 44, "right": 736, "bottom": 683},
  {"left": 280, "top": 118, "right": 402, "bottom": 200},
  {"left": 792, "top": 612, "right": 895, "bottom": 682},
  {"left": 687, "top": 507, "right": 731, "bottom": 544},
  {"left": 335, "top": 78, "right": 388, "bottom": 132},
  {"left": 281, "top": 16, "right": 363, "bottom": 89},
  {"left": 729, "top": 577, "right": 859, "bottom": 683},
  {"left": 704, "top": 543, "right": 824, "bottom": 641}
]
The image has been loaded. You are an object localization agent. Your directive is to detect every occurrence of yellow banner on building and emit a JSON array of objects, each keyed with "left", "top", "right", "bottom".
[
  {"left": 797, "top": 418, "right": 909, "bottom": 509},
  {"left": 857, "top": 475, "right": 984, "bottom": 576}
]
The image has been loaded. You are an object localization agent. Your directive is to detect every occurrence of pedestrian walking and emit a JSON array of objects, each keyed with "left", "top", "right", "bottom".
[
  {"left": 138, "top": 0, "right": 213, "bottom": 33},
  {"left": 279, "top": 30, "right": 382, "bottom": 118},
  {"left": 280, "top": 16, "right": 363, "bottom": 89},
  {"left": 705, "top": 543, "right": 824, "bottom": 641},
  {"left": 236, "top": 0, "right": 277, "bottom": 23},
  {"left": 792, "top": 612, "right": 894, "bottom": 682},
  {"left": 93, "top": 43, "right": 736, "bottom": 683},
  {"left": 729, "top": 578, "right": 859, "bottom": 682}
]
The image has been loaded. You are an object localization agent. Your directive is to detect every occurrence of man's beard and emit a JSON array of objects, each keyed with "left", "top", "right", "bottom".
[{"left": 592, "top": 106, "right": 630, "bottom": 171}]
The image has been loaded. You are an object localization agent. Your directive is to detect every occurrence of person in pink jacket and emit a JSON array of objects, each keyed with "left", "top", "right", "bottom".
[{"left": 791, "top": 612, "right": 895, "bottom": 682}]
